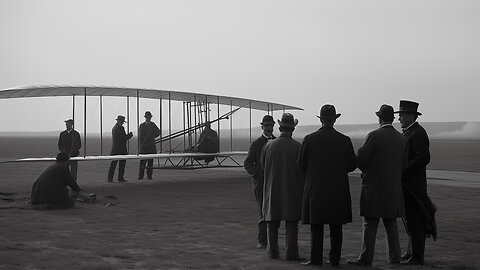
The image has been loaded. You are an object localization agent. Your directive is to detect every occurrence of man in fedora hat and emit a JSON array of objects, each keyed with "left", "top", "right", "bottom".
[
  {"left": 108, "top": 115, "right": 133, "bottom": 182},
  {"left": 347, "top": 104, "right": 405, "bottom": 267},
  {"left": 261, "top": 113, "right": 305, "bottom": 260},
  {"left": 395, "top": 100, "right": 436, "bottom": 266},
  {"left": 298, "top": 104, "right": 357, "bottom": 266},
  {"left": 58, "top": 119, "right": 81, "bottom": 181},
  {"left": 138, "top": 111, "right": 161, "bottom": 180},
  {"left": 244, "top": 115, "right": 276, "bottom": 249},
  {"left": 30, "top": 152, "right": 82, "bottom": 209}
]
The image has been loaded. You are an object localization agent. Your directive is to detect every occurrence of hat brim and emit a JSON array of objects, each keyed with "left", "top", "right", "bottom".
[
  {"left": 260, "top": 121, "right": 275, "bottom": 126},
  {"left": 375, "top": 111, "right": 395, "bottom": 120},
  {"left": 393, "top": 110, "right": 422, "bottom": 116},
  {"left": 316, "top": 113, "right": 341, "bottom": 119},
  {"left": 116, "top": 119, "right": 127, "bottom": 122}
]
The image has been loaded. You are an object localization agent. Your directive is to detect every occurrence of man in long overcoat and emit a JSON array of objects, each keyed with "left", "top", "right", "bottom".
[
  {"left": 347, "top": 105, "right": 405, "bottom": 267},
  {"left": 244, "top": 115, "right": 275, "bottom": 249},
  {"left": 138, "top": 111, "right": 161, "bottom": 180},
  {"left": 395, "top": 100, "right": 436, "bottom": 266},
  {"left": 58, "top": 119, "right": 81, "bottom": 181},
  {"left": 261, "top": 113, "right": 304, "bottom": 260},
  {"left": 108, "top": 115, "right": 133, "bottom": 182},
  {"left": 298, "top": 104, "right": 357, "bottom": 267}
]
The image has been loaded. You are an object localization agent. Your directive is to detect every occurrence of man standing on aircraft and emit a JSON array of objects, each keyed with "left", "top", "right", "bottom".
[
  {"left": 58, "top": 119, "right": 81, "bottom": 181},
  {"left": 108, "top": 115, "right": 133, "bottom": 182},
  {"left": 395, "top": 100, "right": 436, "bottom": 266},
  {"left": 347, "top": 104, "right": 405, "bottom": 267},
  {"left": 138, "top": 111, "right": 161, "bottom": 180},
  {"left": 244, "top": 115, "right": 275, "bottom": 249},
  {"left": 261, "top": 113, "right": 304, "bottom": 260},
  {"left": 298, "top": 105, "right": 357, "bottom": 267}
]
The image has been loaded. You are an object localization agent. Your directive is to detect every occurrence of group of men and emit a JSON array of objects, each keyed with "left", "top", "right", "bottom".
[{"left": 244, "top": 100, "right": 436, "bottom": 267}]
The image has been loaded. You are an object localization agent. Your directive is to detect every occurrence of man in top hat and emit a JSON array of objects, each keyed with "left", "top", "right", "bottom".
[
  {"left": 244, "top": 115, "right": 276, "bottom": 249},
  {"left": 58, "top": 119, "right": 81, "bottom": 181},
  {"left": 298, "top": 104, "right": 357, "bottom": 267},
  {"left": 30, "top": 152, "right": 82, "bottom": 209},
  {"left": 138, "top": 111, "right": 161, "bottom": 180},
  {"left": 108, "top": 115, "right": 133, "bottom": 182},
  {"left": 261, "top": 113, "right": 305, "bottom": 260},
  {"left": 347, "top": 104, "right": 406, "bottom": 267},
  {"left": 395, "top": 100, "right": 436, "bottom": 266}
]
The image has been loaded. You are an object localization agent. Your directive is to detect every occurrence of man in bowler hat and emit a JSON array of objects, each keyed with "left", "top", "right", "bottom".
[
  {"left": 395, "top": 100, "right": 436, "bottom": 265},
  {"left": 244, "top": 115, "right": 276, "bottom": 249},
  {"left": 298, "top": 104, "right": 357, "bottom": 266},
  {"left": 138, "top": 111, "right": 161, "bottom": 180},
  {"left": 261, "top": 113, "right": 304, "bottom": 260},
  {"left": 58, "top": 119, "right": 81, "bottom": 181},
  {"left": 108, "top": 115, "right": 133, "bottom": 182},
  {"left": 347, "top": 104, "right": 406, "bottom": 267}
]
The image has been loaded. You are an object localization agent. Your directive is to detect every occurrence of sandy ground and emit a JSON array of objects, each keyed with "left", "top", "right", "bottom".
[{"left": 0, "top": 161, "right": 479, "bottom": 270}]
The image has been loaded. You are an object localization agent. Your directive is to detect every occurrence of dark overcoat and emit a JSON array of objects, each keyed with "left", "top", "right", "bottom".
[
  {"left": 111, "top": 124, "right": 133, "bottom": 155},
  {"left": 298, "top": 126, "right": 357, "bottom": 225},
  {"left": 244, "top": 135, "right": 275, "bottom": 183},
  {"left": 357, "top": 125, "right": 406, "bottom": 218},
  {"left": 31, "top": 162, "right": 81, "bottom": 204},
  {"left": 139, "top": 121, "right": 160, "bottom": 154},
  {"left": 58, "top": 129, "right": 81, "bottom": 157},
  {"left": 261, "top": 135, "right": 304, "bottom": 221}
]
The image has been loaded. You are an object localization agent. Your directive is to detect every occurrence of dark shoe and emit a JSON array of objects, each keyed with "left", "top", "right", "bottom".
[
  {"left": 137, "top": 177, "right": 143, "bottom": 180},
  {"left": 401, "top": 258, "right": 424, "bottom": 265},
  {"left": 301, "top": 260, "right": 322, "bottom": 266},
  {"left": 256, "top": 243, "right": 267, "bottom": 249},
  {"left": 401, "top": 253, "right": 412, "bottom": 261},
  {"left": 118, "top": 178, "right": 127, "bottom": 182},
  {"left": 286, "top": 256, "right": 307, "bottom": 262},
  {"left": 147, "top": 176, "right": 153, "bottom": 180},
  {"left": 347, "top": 259, "right": 372, "bottom": 267},
  {"left": 268, "top": 252, "right": 279, "bottom": 259},
  {"left": 107, "top": 179, "right": 113, "bottom": 182},
  {"left": 389, "top": 261, "right": 401, "bottom": 265},
  {"left": 327, "top": 260, "right": 340, "bottom": 267}
]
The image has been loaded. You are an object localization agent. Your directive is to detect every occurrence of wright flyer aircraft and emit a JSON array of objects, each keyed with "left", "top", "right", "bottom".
[{"left": 0, "top": 85, "right": 302, "bottom": 169}]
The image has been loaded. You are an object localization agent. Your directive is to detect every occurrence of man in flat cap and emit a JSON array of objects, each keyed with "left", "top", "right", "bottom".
[
  {"left": 298, "top": 104, "right": 357, "bottom": 267},
  {"left": 58, "top": 119, "right": 81, "bottom": 181},
  {"left": 347, "top": 104, "right": 405, "bottom": 267},
  {"left": 244, "top": 115, "right": 276, "bottom": 249},
  {"left": 261, "top": 113, "right": 304, "bottom": 260},
  {"left": 395, "top": 100, "right": 436, "bottom": 266},
  {"left": 138, "top": 111, "right": 161, "bottom": 180},
  {"left": 108, "top": 115, "right": 133, "bottom": 182}
]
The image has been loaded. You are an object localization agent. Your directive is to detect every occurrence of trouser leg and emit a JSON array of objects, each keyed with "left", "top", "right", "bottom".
[
  {"left": 329, "top": 224, "right": 343, "bottom": 264},
  {"left": 310, "top": 224, "right": 324, "bottom": 265},
  {"left": 108, "top": 160, "right": 118, "bottom": 181},
  {"left": 383, "top": 218, "right": 401, "bottom": 262},
  {"left": 139, "top": 159, "right": 146, "bottom": 178},
  {"left": 359, "top": 217, "right": 379, "bottom": 263},
  {"left": 285, "top": 220, "right": 299, "bottom": 260},
  {"left": 69, "top": 160, "right": 78, "bottom": 181},
  {"left": 252, "top": 180, "right": 267, "bottom": 245},
  {"left": 118, "top": 160, "right": 126, "bottom": 180},
  {"left": 146, "top": 159, "right": 154, "bottom": 178},
  {"left": 267, "top": 221, "right": 280, "bottom": 258},
  {"left": 406, "top": 217, "right": 425, "bottom": 261}
]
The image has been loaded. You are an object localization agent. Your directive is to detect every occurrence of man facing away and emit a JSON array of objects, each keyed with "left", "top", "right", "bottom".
[
  {"left": 395, "top": 100, "right": 436, "bottom": 266},
  {"left": 243, "top": 115, "right": 276, "bottom": 249},
  {"left": 298, "top": 104, "right": 357, "bottom": 267},
  {"left": 347, "top": 104, "right": 406, "bottom": 267},
  {"left": 138, "top": 111, "right": 160, "bottom": 180},
  {"left": 58, "top": 119, "right": 81, "bottom": 181},
  {"left": 30, "top": 152, "right": 82, "bottom": 209},
  {"left": 108, "top": 115, "right": 133, "bottom": 182},
  {"left": 261, "top": 113, "right": 305, "bottom": 260}
]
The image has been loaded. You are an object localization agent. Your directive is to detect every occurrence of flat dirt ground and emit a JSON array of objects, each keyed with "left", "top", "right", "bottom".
[{"left": 0, "top": 160, "right": 479, "bottom": 270}]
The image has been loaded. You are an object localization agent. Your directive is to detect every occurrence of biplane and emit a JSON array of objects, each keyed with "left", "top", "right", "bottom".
[{"left": 0, "top": 85, "right": 302, "bottom": 169}]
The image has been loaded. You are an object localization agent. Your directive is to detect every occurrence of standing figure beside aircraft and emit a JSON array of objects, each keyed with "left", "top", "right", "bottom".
[
  {"left": 108, "top": 115, "right": 133, "bottom": 182},
  {"left": 58, "top": 119, "right": 81, "bottom": 181},
  {"left": 243, "top": 115, "right": 275, "bottom": 249},
  {"left": 138, "top": 111, "right": 161, "bottom": 180}
]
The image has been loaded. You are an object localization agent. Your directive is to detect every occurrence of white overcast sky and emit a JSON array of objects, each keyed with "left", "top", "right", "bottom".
[{"left": 0, "top": 0, "right": 479, "bottom": 132}]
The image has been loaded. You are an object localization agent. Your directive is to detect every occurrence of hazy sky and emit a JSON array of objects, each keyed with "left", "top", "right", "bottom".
[{"left": 1, "top": 0, "right": 479, "bottom": 132}]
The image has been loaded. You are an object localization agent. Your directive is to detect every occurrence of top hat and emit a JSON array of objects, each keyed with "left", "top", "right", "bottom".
[
  {"left": 64, "top": 119, "right": 74, "bottom": 123},
  {"left": 375, "top": 104, "right": 395, "bottom": 122},
  {"left": 116, "top": 115, "right": 127, "bottom": 122},
  {"left": 277, "top": 113, "right": 298, "bottom": 128},
  {"left": 260, "top": 115, "right": 275, "bottom": 126},
  {"left": 144, "top": 111, "right": 153, "bottom": 118},
  {"left": 317, "top": 104, "right": 341, "bottom": 119},
  {"left": 394, "top": 100, "right": 422, "bottom": 115},
  {"left": 56, "top": 152, "right": 70, "bottom": 162}
]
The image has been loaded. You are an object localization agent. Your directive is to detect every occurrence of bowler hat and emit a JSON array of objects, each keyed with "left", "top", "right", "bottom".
[
  {"left": 394, "top": 100, "right": 422, "bottom": 115},
  {"left": 116, "top": 115, "right": 127, "bottom": 122},
  {"left": 64, "top": 119, "right": 74, "bottom": 123},
  {"left": 260, "top": 115, "right": 275, "bottom": 126},
  {"left": 144, "top": 111, "right": 153, "bottom": 118},
  {"left": 277, "top": 113, "right": 298, "bottom": 128},
  {"left": 317, "top": 104, "right": 341, "bottom": 119},
  {"left": 56, "top": 152, "right": 70, "bottom": 162},
  {"left": 375, "top": 104, "right": 395, "bottom": 122}
]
